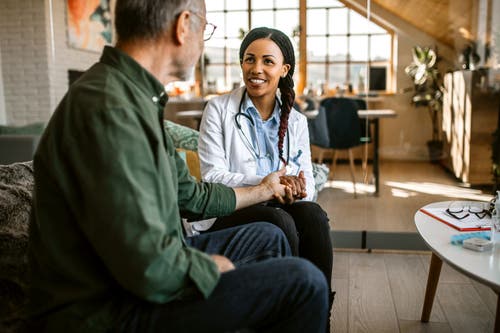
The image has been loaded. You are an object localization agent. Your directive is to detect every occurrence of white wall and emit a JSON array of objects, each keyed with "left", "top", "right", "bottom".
[
  {"left": 0, "top": 44, "right": 6, "bottom": 125},
  {"left": 0, "top": 0, "right": 102, "bottom": 125},
  {"left": 0, "top": 0, "right": 51, "bottom": 125},
  {"left": 492, "top": 0, "right": 500, "bottom": 71},
  {"left": 47, "top": 0, "right": 102, "bottom": 112}
]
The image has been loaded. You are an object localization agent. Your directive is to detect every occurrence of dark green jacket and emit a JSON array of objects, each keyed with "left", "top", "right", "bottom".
[{"left": 29, "top": 46, "right": 236, "bottom": 332}]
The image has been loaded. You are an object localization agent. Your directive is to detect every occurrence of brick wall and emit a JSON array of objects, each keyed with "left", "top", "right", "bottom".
[
  {"left": 0, "top": 45, "right": 6, "bottom": 124},
  {"left": 0, "top": 0, "right": 102, "bottom": 125}
]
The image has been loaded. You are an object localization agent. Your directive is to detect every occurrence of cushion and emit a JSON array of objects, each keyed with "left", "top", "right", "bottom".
[
  {"left": 312, "top": 163, "right": 329, "bottom": 201},
  {"left": 0, "top": 161, "right": 34, "bottom": 332},
  {"left": 176, "top": 148, "right": 201, "bottom": 181},
  {"left": 0, "top": 123, "right": 45, "bottom": 136},
  {"left": 164, "top": 120, "right": 199, "bottom": 151}
]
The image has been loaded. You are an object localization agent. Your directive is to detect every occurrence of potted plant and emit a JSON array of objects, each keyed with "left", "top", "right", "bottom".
[{"left": 405, "top": 46, "right": 444, "bottom": 162}]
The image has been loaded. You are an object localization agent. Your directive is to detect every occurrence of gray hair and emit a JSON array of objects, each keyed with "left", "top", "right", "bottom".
[{"left": 115, "top": 0, "right": 203, "bottom": 42}]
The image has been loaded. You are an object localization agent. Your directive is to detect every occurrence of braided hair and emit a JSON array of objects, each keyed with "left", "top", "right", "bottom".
[{"left": 239, "top": 27, "right": 296, "bottom": 165}]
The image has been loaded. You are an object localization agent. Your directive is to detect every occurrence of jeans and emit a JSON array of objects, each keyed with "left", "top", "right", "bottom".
[
  {"left": 209, "top": 201, "right": 333, "bottom": 293},
  {"left": 117, "top": 222, "right": 328, "bottom": 333}
]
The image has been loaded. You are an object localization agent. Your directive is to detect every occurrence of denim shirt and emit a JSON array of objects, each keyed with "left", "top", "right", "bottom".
[{"left": 242, "top": 95, "right": 280, "bottom": 176}]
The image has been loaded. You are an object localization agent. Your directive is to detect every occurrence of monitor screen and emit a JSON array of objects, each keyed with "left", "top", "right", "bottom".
[{"left": 369, "top": 67, "right": 387, "bottom": 91}]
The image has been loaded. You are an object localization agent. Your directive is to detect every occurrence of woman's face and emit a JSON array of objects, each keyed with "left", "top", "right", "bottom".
[{"left": 241, "top": 38, "right": 290, "bottom": 100}]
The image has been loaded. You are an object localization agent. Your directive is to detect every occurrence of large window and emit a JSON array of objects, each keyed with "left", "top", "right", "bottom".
[
  {"left": 306, "top": 0, "right": 392, "bottom": 95},
  {"left": 204, "top": 0, "right": 393, "bottom": 95}
]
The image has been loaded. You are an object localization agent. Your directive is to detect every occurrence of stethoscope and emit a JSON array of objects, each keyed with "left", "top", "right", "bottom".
[{"left": 234, "top": 89, "right": 291, "bottom": 168}]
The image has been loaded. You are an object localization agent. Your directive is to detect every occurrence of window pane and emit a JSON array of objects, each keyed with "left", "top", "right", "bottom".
[
  {"left": 329, "top": 8, "right": 347, "bottom": 34},
  {"left": 226, "top": 38, "right": 241, "bottom": 64},
  {"left": 226, "top": 11, "right": 248, "bottom": 38},
  {"left": 349, "top": 64, "right": 367, "bottom": 91},
  {"left": 276, "top": 10, "right": 299, "bottom": 37},
  {"left": 307, "top": 36, "right": 328, "bottom": 61},
  {"left": 276, "top": 0, "right": 299, "bottom": 8},
  {"left": 205, "top": 65, "right": 224, "bottom": 93},
  {"left": 206, "top": 0, "right": 223, "bottom": 11},
  {"left": 251, "top": 10, "right": 274, "bottom": 28},
  {"left": 308, "top": 0, "right": 343, "bottom": 8},
  {"left": 367, "top": 20, "right": 387, "bottom": 33},
  {"left": 252, "top": 0, "right": 273, "bottom": 10},
  {"left": 229, "top": 65, "right": 243, "bottom": 89},
  {"left": 307, "top": 63, "right": 327, "bottom": 91},
  {"left": 370, "top": 35, "right": 391, "bottom": 61},
  {"left": 329, "top": 36, "right": 348, "bottom": 61},
  {"left": 307, "top": 9, "right": 326, "bottom": 35},
  {"left": 349, "top": 10, "right": 371, "bottom": 34},
  {"left": 349, "top": 35, "right": 368, "bottom": 61},
  {"left": 226, "top": 0, "right": 248, "bottom": 11},
  {"left": 204, "top": 46, "right": 224, "bottom": 64},
  {"left": 208, "top": 12, "right": 225, "bottom": 39},
  {"left": 328, "top": 64, "right": 347, "bottom": 89}
]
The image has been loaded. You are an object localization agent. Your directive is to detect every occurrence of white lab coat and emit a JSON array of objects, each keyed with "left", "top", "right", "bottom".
[{"left": 198, "top": 86, "right": 316, "bottom": 201}]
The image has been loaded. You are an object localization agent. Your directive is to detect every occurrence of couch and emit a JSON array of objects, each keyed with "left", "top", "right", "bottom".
[
  {"left": 0, "top": 121, "right": 329, "bottom": 332},
  {"left": 0, "top": 123, "right": 45, "bottom": 165}
]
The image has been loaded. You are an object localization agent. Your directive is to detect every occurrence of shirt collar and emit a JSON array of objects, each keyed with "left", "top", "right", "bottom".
[
  {"left": 242, "top": 93, "right": 280, "bottom": 125},
  {"left": 99, "top": 46, "right": 167, "bottom": 107}
]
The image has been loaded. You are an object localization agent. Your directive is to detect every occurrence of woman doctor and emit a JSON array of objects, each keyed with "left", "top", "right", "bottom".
[{"left": 198, "top": 27, "right": 334, "bottom": 306}]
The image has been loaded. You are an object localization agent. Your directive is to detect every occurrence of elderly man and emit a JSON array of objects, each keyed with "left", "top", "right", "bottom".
[{"left": 28, "top": 0, "right": 328, "bottom": 332}]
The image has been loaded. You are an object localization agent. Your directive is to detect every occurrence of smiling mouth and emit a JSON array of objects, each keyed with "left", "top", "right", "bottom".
[{"left": 248, "top": 78, "right": 266, "bottom": 84}]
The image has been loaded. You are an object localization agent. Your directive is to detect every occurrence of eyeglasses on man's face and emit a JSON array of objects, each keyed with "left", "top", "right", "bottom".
[{"left": 190, "top": 11, "right": 217, "bottom": 41}]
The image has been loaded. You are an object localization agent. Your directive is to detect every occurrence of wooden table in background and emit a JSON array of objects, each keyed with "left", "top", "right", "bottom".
[{"left": 357, "top": 109, "right": 396, "bottom": 196}]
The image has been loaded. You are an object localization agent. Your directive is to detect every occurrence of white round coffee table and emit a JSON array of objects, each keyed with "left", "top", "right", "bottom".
[{"left": 415, "top": 201, "right": 500, "bottom": 330}]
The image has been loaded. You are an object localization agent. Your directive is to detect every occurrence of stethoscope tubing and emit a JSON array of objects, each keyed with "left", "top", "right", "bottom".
[{"left": 234, "top": 89, "right": 290, "bottom": 166}]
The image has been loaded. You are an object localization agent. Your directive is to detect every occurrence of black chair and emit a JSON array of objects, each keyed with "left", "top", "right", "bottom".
[
  {"left": 308, "top": 97, "right": 371, "bottom": 197},
  {"left": 352, "top": 98, "right": 372, "bottom": 182}
]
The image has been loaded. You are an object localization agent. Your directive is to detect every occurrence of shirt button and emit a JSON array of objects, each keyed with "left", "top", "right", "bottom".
[{"left": 152, "top": 96, "right": 159, "bottom": 103}]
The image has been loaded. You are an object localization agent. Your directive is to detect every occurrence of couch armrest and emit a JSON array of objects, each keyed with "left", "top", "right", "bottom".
[
  {"left": 176, "top": 148, "right": 201, "bottom": 181},
  {"left": 0, "top": 135, "right": 40, "bottom": 165}
]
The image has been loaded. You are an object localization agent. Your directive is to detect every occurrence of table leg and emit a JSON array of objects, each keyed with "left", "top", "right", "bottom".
[
  {"left": 372, "top": 118, "right": 379, "bottom": 196},
  {"left": 421, "top": 252, "right": 443, "bottom": 322},
  {"left": 495, "top": 293, "right": 500, "bottom": 333}
]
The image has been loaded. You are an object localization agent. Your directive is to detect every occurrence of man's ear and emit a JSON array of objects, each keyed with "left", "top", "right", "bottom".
[{"left": 172, "top": 10, "right": 190, "bottom": 45}]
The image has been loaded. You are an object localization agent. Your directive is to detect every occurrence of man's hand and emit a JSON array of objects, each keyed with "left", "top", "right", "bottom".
[
  {"left": 279, "top": 171, "right": 307, "bottom": 203},
  {"left": 260, "top": 167, "right": 288, "bottom": 203},
  {"left": 210, "top": 254, "right": 235, "bottom": 273},
  {"left": 233, "top": 168, "right": 289, "bottom": 209}
]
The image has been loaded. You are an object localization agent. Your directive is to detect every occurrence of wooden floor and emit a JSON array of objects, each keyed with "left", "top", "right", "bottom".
[
  {"left": 329, "top": 250, "right": 497, "bottom": 333},
  {"left": 317, "top": 160, "right": 494, "bottom": 232},
  {"left": 318, "top": 160, "right": 497, "bottom": 332}
]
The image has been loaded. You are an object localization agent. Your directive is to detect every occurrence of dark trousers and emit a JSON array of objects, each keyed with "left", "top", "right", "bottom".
[
  {"left": 117, "top": 222, "right": 328, "bottom": 333},
  {"left": 208, "top": 201, "right": 333, "bottom": 293}
]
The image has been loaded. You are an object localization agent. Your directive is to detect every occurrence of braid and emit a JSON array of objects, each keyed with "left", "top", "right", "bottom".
[{"left": 278, "top": 74, "right": 295, "bottom": 165}]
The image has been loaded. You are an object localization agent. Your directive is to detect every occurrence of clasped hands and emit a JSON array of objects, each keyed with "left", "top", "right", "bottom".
[{"left": 261, "top": 168, "right": 307, "bottom": 205}]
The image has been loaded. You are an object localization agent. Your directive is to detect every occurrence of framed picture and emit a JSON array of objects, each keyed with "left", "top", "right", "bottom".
[{"left": 66, "top": 0, "right": 112, "bottom": 52}]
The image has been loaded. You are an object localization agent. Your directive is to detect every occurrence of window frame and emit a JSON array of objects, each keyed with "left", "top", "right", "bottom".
[{"left": 202, "top": 0, "right": 395, "bottom": 95}]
